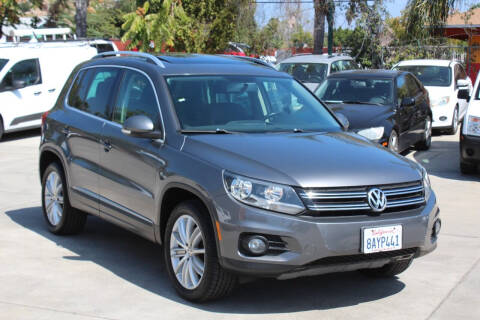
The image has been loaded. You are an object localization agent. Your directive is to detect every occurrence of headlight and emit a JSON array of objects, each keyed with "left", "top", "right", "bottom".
[
  {"left": 421, "top": 166, "right": 431, "bottom": 200},
  {"left": 466, "top": 115, "right": 480, "bottom": 136},
  {"left": 431, "top": 96, "right": 450, "bottom": 107},
  {"left": 357, "top": 127, "right": 384, "bottom": 140},
  {"left": 223, "top": 171, "right": 305, "bottom": 215}
]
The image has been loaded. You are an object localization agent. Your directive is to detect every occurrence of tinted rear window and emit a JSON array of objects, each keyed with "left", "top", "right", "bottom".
[
  {"left": 68, "top": 67, "right": 119, "bottom": 119},
  {"left": 278, "top": 63, "right": 328, "bottom": 83}
]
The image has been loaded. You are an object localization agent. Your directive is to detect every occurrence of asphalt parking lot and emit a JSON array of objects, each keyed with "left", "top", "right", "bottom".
[{"left": 1, "top": 130, "right": 479, "bottom": 320}]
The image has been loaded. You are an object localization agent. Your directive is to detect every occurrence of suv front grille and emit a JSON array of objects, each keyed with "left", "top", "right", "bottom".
[{"left": 298, "top": 181, "right": 425, "bottom": 216}]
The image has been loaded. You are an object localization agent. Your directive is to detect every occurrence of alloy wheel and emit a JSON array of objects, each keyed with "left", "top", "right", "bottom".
[
  {"left": 170, "top": 215, "right": 206, "bottom": 290},
  {"left": 452, "top": 109, "right": 458, "bottom": 133},
  {"left": 425, "top": 117, "right": 432, "bottom": 141},
  {"left": 44, "top": 171, "right": 64, "bottom": 226},
  {"left": 388, "top": 130, "right": 399, "bottom": 153}
]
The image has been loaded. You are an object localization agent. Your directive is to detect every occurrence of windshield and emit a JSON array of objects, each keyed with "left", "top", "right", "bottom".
[
  {"left": 0, "top": 59, "right": 8, "bottom": 72},
  {"left": 277, "top": 63, "right": 328, "bottom": 83},
  {"left": 166, "top": 76, "right": 341, "bottom": 133},
  {"left": 315, "top": 78, "right": 394, "bottom": 105},
  {"left": 394, "top": 65, "right": 451, "bottom": 87}
]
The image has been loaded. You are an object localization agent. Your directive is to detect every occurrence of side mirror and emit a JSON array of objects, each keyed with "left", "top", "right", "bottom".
[
  {"left": 401, "top": 97, "right": 415, "bottom": 107},
  {"left": 121, "top": 115, "right": 163, "bottom": 139},
  {"left": 12, "top": 80, "right": 26, "bottom": 90},
  {"left": 457, "top": 79, "right": 469, "bottom": 88},
  {"left": 335, "top": 112, "right": 350, "bottom": 130},
  {"left": 457, "top": 88, "right": 470, "bottom": 102}
]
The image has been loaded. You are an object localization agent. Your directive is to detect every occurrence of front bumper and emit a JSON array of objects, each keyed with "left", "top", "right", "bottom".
[
  {"left": 214, "top": 192, "right": 439, "bottom": 279},
  {"left": 460, "top": 133, "right": 480, "bottom": 164},
  {"left": 431, "top": 104, "right": 455, "bottom": 128}
]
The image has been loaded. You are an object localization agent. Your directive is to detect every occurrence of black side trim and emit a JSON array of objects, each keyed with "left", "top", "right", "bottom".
[{"left": 10, "top": 112, "right": 44, "bottom": 126}]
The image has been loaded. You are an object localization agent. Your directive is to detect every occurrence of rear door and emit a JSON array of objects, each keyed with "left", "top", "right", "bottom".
[
  {"left": 63, "top": 67, "right": 121, "bottom": 215},
  {"left": 99, "top": 68, "right": 164, "bottom": 238},
  {"left": 0, "top": 58, "right": 45, "bottom": 131},
  {"left": 406, "top": 74, "right": 429, "bottom": 142}
]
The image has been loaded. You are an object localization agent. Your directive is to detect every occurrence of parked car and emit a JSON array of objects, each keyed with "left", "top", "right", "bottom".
[
  {"left": 39, "top": 52, "right": 440, "bottom": 302},
  {"left": 315, "top": 70, "right": 432, "bottom": 153},
  {"left": 393, "top": 59, "right": 472, "bottom": 134},
  {"left": 0, "top": 44, "right": 97, "bottom": 140},
  {"left": 459, "top": 73, "right": 480, "bottom": 173},
  {"left": 276, "top": 53, "right": 358, "bottom": 91}
]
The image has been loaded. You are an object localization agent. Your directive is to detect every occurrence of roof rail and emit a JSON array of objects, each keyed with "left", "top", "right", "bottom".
[
  {"left": 93, "top": 51, "right": 165, "bottom": 68},
  {"left": 218, "top": 55, "right": 275, "bottom": 69}
]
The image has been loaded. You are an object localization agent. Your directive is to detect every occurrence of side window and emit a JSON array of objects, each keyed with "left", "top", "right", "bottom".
[
  {"left": 112, "top": 70, "right": 161, "bottom": 131},
  {"left": 406, "top": 75, "right": 421, "bottom": 96},
  {"left": 396, "top": 75, "right": 408, "bottom": 105},
  {"left": 342, "top": 60, "right": 357, "bottom": 71},
  {"left": 68, "top": 67, "right": 119, "bottom": 119},
  {"left": 0, "top": 58, "right": 41, "bottom": 89},
  {"left": 330, "top": 61, "right": 341, "bottom": 73}
]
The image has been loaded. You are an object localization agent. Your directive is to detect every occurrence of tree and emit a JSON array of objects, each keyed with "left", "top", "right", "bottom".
[
  {"left": 75, "top": 0, "right": 89, "bottom": 37},
  {"left": 404, "top": 0, "right": 456, "bottom": 40},
  {"left": 0, "top": 0, "right": 41, "bottom": 38},
  {"left": 313, "top": 0, "right": 328, "bottom": 54}
]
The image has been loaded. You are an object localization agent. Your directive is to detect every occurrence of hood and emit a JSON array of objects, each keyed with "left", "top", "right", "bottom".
[
  {"left": 328, "top": 104, "right": 394, "bottom": 130},
  {"left": 425, "top": 86, "right": 452, "bottom": 103},
  {"left": 182, "top": 132, "right": 421, "bottom": 188}
]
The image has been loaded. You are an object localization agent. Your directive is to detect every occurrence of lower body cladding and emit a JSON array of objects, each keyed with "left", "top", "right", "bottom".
[
  {"left": 461, "top": 134, "right": 480, "bottom": 164},
  {"left": 213, "top": 192, "right": 439, "bottom": 280}
]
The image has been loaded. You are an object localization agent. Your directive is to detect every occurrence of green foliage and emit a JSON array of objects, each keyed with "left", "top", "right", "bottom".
[
  {"left": 290, "top": 24, "right": 313, "bottom": 49},
  {"left": 87, "top": 0, "right": 134, "bottom": 38},
  {"left": 0, "top": 0, "right": 42, "bottom": 37},
  {"left": 404, "top": 0, "right": 456, "bottom": 40}
]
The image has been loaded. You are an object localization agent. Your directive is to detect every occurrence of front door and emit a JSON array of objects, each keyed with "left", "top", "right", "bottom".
[
  {"left": 99, "top": 69, "right": 165, "bottom": 238},
  {"left": 0, "top": 58, "right": 45, "bottom": 131}
]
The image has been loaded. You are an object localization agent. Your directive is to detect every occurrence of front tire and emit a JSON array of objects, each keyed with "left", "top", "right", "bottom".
[
  {"left": 447, "top": 107, "right": 459, "bottom": 135},
  {"left": 164, "top": 200, "right": 237, "bottom": 302},
  {"left": 460, "top": 161, "right": 477, "bottom": 174},
  {"left": 388, "top": 129, "right": 400, "bottom": 153},
  {"left": 415, "top": 116, "right": 432, "bottom": 151},
  {"left": 361, "top": 257, "right": 413, "bottom": 277},
  {"left": 0, "top": 116, "right": 4, "bottom": 141},
  {"left": 41, "top": 163, "right": 87, "bottom": 234}
]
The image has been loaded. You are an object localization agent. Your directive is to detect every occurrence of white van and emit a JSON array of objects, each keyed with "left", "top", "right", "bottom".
[
  {"left": 0, "top": 44, "right": 97, "bottom": 139},
  {"left": 393, "top": 60, "right": 473, "bottom": 134}
]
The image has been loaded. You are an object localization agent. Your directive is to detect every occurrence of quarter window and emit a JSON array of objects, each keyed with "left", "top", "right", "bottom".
[
  {"left": 112, "top": 70, "right": 161, "bottom": 131},
  {"left": 0, "top": 58, "right": 41, "bottom": 90}
]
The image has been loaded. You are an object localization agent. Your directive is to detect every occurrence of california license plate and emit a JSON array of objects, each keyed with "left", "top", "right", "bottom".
[{"left": 362, "top": 225, "right": 402, "bottom": 254}]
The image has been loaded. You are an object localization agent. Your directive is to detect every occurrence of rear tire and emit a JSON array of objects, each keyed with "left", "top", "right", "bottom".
[
  {"left": 41, "top": 163, "right": 87, "bottom": 235},
  {"left": 447, "top": 107, "right": 459, "bottom": 135},
  {"left": 460, "top": 161, "right": 477, "bottom": 174},
  {"left": 361, "top": 257, "right": 413, "bottom": 277},
  {"left": 164, "top": 200, "right": 237, "bottom": 302},
  {"left": 0, "top": 116, "right": 4, "bottom": 141},
  {"left": 415, "top": 116, "right": 432, "bottom": 151}
]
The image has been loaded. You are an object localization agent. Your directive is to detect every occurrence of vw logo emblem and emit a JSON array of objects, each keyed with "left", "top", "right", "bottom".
[{"left": 367, "top": 188, "right": 387, "bottom": 212}]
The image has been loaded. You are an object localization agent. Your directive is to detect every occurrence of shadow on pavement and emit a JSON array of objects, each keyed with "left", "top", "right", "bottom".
[
  {"left": 412, "top": 140, "right": 480, "bottom": 182},
  {"left": 0, "top": 128, "right": 41, "bottom": 142},
  {"left": 5, "top": 206, "right": 405, "bottom": 313}
]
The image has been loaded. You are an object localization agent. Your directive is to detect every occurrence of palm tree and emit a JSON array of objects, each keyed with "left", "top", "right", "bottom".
[
  {"left": 405, "top": 0, "right": 456, "bottom": 38},
  {"left": 75, "top": 0, "right": 89, "bottom": 38}
]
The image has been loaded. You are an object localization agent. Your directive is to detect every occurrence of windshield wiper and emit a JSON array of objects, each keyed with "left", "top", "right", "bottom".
[
  {"left": 341, "top": 100, "right": 383, "bottom": 106},
  {"left": 180, "top": 128, "right": 235, "bottom": 134}
]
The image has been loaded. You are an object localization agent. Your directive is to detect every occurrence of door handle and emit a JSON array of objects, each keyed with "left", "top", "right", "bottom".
[
  {"left": 48, "top": 88, "right": 56, "bottom": 93},
  {"left": 62, "top": 127, "right": 70, "bottom": 135},
  {"left": 103, "top": 140, "right": 112, "bottom": 152},
  {"left": 34, "top": 91, "right": 42, "bottom": 96}
]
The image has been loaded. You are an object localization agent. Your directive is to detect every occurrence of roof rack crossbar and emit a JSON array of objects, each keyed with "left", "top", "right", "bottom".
[{"left": 93, "top": 51, "right": 166, "bottom": 68}]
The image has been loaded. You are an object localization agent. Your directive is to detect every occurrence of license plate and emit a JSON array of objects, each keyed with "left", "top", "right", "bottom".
[{"left": 362, "top": 225, "right": 402, "bottom": 254}]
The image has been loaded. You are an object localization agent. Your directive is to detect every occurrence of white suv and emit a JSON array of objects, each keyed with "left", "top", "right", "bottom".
[
  {"left": 277, "top": 54, "right": 358, "bottom": 91},
  {"left": 393, "top": 60, "right": 472, "bottom": 134}
]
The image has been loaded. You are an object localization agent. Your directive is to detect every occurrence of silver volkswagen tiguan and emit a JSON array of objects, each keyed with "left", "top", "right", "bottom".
[{"left": 39, "top": 52, "right": 440, "bottom": 302}]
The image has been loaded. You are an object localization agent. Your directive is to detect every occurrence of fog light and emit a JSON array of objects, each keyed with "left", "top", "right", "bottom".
[
  {"left": 245, "top": 236, "right": 268, "bottom": 255},
  {"left": 440, "top": 116, "right": 447, "bottom": 121}
]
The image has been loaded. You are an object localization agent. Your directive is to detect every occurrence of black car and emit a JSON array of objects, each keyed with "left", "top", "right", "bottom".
[{"left": 315, "top": 70, "right": 432, "bottom": 153}]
